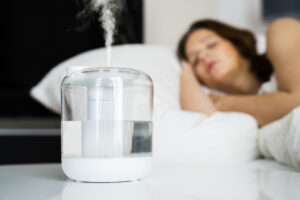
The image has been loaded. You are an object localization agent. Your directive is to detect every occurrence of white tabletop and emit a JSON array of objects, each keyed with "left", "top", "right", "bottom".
[{"left": 0, "top": 160, "right": 299, "bottom": 200}]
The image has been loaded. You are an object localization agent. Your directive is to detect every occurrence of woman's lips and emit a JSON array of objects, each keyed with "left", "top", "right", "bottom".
[{"left": 206, "top": 61, "right": 216, "bottom": 73}]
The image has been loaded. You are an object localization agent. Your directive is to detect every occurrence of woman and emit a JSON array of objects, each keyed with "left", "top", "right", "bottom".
[{"left": 177, "top": 18, "right": 300, "bottom": 126}]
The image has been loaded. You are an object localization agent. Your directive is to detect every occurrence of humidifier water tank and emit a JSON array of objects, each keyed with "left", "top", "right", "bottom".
[{"left": 61, "top": 66, "right": 153, "bottom": 182}]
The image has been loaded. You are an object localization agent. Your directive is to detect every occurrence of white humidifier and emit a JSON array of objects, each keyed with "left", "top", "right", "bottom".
[{"left": 61, "top": 66, "right": 153, "bottom": 182}]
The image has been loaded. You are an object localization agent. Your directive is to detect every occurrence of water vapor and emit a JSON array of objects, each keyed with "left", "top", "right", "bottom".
[{"left": 89, "top": 0, "right": 124, "bottom": 66}]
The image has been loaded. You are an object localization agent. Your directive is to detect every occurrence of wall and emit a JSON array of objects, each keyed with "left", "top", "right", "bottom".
[
  {"left": 144, "top": 0, "right": 215, "bottom": 47},
  {"left": 144, "top": 0, "right": 269, "bottom": 46},
  {"left": 215, "top": 0, "right": 268, "bottom": 34}
]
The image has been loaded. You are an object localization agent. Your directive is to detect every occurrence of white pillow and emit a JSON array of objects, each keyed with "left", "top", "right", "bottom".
[
  {"left": 30, "top": 44, "right": 181, "bottom": 113},
  {"left": 30, "top": 44, "right": 259, "bottom": 165},
  {"left": 256, "top": 34, "right": 266, "bottom": 54}
]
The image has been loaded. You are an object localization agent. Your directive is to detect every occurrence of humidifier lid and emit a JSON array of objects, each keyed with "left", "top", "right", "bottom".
[{"left": 62, "top": 66, "right": 153, "bottom": 88}]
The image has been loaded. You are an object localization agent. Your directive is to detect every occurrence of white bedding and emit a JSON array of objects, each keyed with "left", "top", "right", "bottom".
[
  {"left": 153, "top": 109, "right": 259, "bottom": 165},
  {"left": 259, "top": 105, "right": 300, "bottom": 170},
  {"left": 244, "top": 159, "right": 296, "bottom": 172}
]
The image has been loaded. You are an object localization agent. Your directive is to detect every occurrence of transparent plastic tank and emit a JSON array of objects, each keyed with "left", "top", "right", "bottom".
[{"left": 61, "top": 66, "right": 153, "bottom": 182}]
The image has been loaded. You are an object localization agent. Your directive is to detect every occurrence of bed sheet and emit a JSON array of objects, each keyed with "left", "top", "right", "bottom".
[{"left": 244, "top": 159, "right": 297, "bottom": 172}]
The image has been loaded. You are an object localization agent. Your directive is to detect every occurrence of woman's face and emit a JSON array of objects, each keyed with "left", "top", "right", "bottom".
[{"left": 185, "top": 28, "right": 243, "bottom": 89}]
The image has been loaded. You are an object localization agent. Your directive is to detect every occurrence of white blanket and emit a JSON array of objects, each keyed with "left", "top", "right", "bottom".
[
  {"left": 259, "top": 105, "right": 300, "bottom": 170},
  {"left": 153, "top": 109, "right": 259, "bottom": 165}
]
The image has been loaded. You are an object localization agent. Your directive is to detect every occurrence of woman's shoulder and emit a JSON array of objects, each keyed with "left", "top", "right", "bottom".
[
  {"left": 266, "top": 17, "right": 300, "bottom": 60},
  {"left": 265, "top": 17, "right": 300, "bottom": 93},
  {"left": 267, "top": 17, "right": 300, "bottom": 39},
  {"left": 268, "top": 17, "right": 299, "bottom": 30}
]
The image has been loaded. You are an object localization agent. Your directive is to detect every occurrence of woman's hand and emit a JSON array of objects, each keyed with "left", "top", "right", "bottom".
[
  {"left": 180, "top": 61, "right": 216, "bottom": 114},
  {"left": 180, "top": 61, "right": 198, "bottom": 82},
  {"left": 208, "top": 93, "right": 222, "bottom": 104},
  {"left": 208, "top": 93, "right": 234, "bottom": 111}
]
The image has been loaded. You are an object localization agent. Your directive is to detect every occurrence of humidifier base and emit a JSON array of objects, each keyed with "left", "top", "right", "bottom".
[{"left": 62, "top": 156, "right": 152, "bottom": 182}]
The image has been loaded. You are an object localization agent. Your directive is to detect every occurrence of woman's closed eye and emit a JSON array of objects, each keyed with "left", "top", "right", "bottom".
[{"left": 207, "top": 42, "right": 217, "bottom": 49}]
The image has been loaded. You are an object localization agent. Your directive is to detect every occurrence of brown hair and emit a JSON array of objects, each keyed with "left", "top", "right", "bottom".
[{"left": 177, "top": 19, "right": 273, "bottom": 83}]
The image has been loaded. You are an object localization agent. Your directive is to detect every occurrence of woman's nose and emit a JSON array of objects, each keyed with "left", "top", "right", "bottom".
[{"left": 199, "top": 50, "right": 209, "bottom": 61}]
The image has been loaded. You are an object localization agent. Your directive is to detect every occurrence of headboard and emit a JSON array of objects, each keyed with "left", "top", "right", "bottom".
[{"left": 0, "top": 0, "right": 143, "bottom": 118}]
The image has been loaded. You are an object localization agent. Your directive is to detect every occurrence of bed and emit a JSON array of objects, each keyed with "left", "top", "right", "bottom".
[{"left": 30, "top": 44, "right": 300, "bottom": 171}]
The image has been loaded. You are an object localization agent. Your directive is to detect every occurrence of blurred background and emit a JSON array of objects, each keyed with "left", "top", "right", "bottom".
[
  {"left": 0, "top": 0, "right": 299, "bottom": 164},
  {"left": 145, "top": 0, "right": 300, "bottom": 47}
]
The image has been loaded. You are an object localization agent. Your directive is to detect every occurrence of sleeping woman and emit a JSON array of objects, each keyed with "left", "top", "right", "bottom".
[{"left": 177, "top": 17, "right": 300, "bottom": 126}]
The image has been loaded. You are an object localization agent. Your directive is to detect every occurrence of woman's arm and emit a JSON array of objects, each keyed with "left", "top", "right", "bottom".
[
  {"left": 212, "top": 92, "right": 299, "bottom": 126},
  {"left": 180, "top": 62, "right": 216, "bottom": 115},
  {"left": 212, "top": 18, "right": 300, "bottom": 126}
]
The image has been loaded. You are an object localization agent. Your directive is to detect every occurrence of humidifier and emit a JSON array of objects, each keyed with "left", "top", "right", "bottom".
[{"left": 61, "top": 66, "right": 153, "bottom": 182}]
